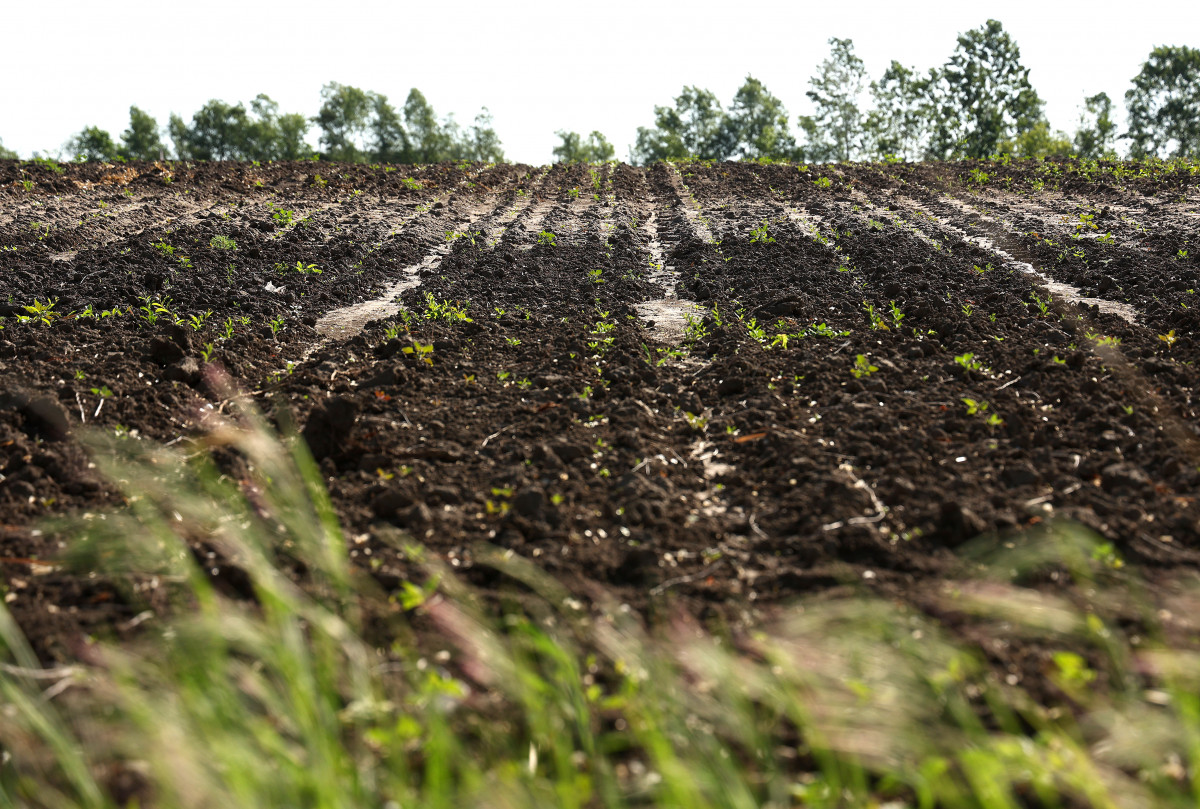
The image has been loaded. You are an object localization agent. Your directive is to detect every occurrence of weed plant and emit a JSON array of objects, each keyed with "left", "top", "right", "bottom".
[{"left": 4, "top": 389, "right": 1200, "bottom": 808}]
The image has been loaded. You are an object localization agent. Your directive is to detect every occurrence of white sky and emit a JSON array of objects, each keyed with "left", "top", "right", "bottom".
[{"left": 1, "top": 0, "right": 1196, "bottom": 163}]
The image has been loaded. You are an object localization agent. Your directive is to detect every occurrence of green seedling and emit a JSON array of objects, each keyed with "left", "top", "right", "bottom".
[
  {"left": 209, "top": 235, "right": 237, "bottom": 250},
  {"left": 851, "top": 354, "right": 878, "bottom": 379},
  {"left": 955, "top": 352, "right": 984, "bottom": 373},
  {"left": 423, "top": 292, "right": 471, "bottom": 322},
  {"left": 402, "top": 341, "right": 434, "bottom": 365},
  {"left": 220, "top": 318, "right": 236, "bottom": 341},
  {"left": 961, "top": 302, "right": 974, "bottom": 318},
  {"left": 889, "top": 301, "right": 905, "bottom": 329},
  {"left": 1029, "top": 290, "right": 1052, "bottom": 317},
  {"left": 18, "top": 298, "right": 59, "bottom": 326},
  {"left": 90, "top": 385, "right": 114, "bottom": 399},
  {"left": 588, "top": 268, "right": 605, "bottom": 284},
  {"left": 152, "top": 240, "right": 175, "bottom": 257},
  {"left": 269, "top": 317, "right": 285, "bottom": 336},
  {"left": 1159, "top": 330, "right": 1178, "bottom": 348},
  {"left": 749, "top": 219, "right": 775, "bottom": 244},
  {"left": 401, "top": 177, "right": 421, "bottom": 190},
  {"left": 814, "top": 176, "right": 832, "bottom": 189},
  {"left": 188, "top": 311, "right": 212, "bottom": 331},
  {"left": 863, "top": 300, "right": 889, "bottom": 331},
  {"left": 272, "top": 208, "right": 295, "bottom": 227},
  {"left": 200, "top": 343, "right": 215, "bottom": 363},
  {"left": 682, "top": 411, "right": 708, "bottom": 432},
  {"left": 536, "top": 230, "right": 557, "bottom": 247}
]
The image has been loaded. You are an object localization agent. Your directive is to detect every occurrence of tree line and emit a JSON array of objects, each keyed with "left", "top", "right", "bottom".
[
  {"left": 1, "top": 24, "right": 1197, "bottom": 166},
  {"left": 633, "top": 23, "right": 1199, "bottom": 163}
]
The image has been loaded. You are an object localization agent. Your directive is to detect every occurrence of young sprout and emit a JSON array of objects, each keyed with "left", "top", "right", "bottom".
[{"left": 851, "top": 354, "right": 878, "bottom": 379}]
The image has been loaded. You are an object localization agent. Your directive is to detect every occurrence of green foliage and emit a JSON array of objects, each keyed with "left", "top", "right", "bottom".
[
  {"left": 864, "top": 61, "right": 933, "bottom": 161},
  {"left": 1007, "top": 120, "right": 1073, "bottom": 159},
  {"left": 800, "top": 38, "right": 867, "bottom": 162},
  {"left": 208, "top": 235, "right": 237, "bottom": 250},
  {"left": 120, "top": 105, "right": 165, "bottom": 161},
  {"left": 1125, "top": 45, "right": 1200, "bottom": 158},
  {"left": 315, "top": 83, "right": 503, "bottom": 164},
  {"left": 749, "top": 219, "right": 775, "bottom": 244},
  {"left": 632, "top": 85, "right": 730, "bottom": 163},
  {"left": 170, "top": 94, "right": 309, "bottom": 161},
  {"left": 1073, "top": 92, "right": 1118, "bottom": 159},
  {"left": 725, "top": 75, "right": 799, "bottom": 161},
  {"left": 7, "top": 409, "right": 1200, "bottom": 808},
  {"left": 552, "top": 130, "right": 615, "bottom": 163},
  {"left": 66, "top": 126, "right": 119, "bottom": 162},
  {"left": 851, "top": 353, "right": 878, "bottom": 378},
  {"left": 928, "top": 19, "right": 1044, "bottom": 160}
]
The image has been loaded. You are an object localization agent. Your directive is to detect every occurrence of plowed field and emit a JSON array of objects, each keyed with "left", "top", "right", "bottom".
[{"left": 2, "top": 157, "right": 1199, "bottom": 674}]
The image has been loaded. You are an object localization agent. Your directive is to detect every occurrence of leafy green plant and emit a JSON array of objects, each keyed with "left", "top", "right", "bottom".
[
  {"left": 588, "top": 268, "right": 605, "bottom": 284},
  {"left": 955, "top": 352, "right": 985, "bottom": 373},
  {"left": 1029, "top": 289, "right": 1052, "bottom": 317},
  {"left": 536, "top": 230, "right": 557, "bottom": 247},
  {"left": 17, "top": 297, "right": 59, "bottom": 326},
  {"left": 209, "top": 235, "right": 237, "bottom": 250},
  {"left": 1159, "top": 329, "right": 1178, "bottom": 348},
  {"left": 814, "top": 176, "right": 832, "bottom": 189},
  {"left": 863, "top": 300, "right": 890, "bottom": 331},
  {"left": 423, "top": 292, "right": 471, "bottom": 322},
  {"left": 272, "top": 207, "right": 295, "bottom": 227},
  {"left": 851, "top": 354, "right": 878, "bottom": 378},
  {"left": 402, "top": 340, "right": 434, "bottom": 365},
  {"left": 188, "top": 310, "right": 212, "bottom": 331},
  {"left": 269, "top": 316, "right": 285, "bottom": 336},
  {"left": 749, "top": 219, "right": 775, "bottom": 244},
  {"left": 401, "top": 177, "right": 422, "bottom": 190}
]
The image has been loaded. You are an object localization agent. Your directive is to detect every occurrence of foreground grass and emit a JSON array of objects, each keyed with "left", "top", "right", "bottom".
[{"left": 2, "top": 394, "right": 1200, "bottom": 808}]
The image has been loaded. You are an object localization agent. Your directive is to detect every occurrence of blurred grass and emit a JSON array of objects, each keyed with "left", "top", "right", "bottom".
[{"left": 2, "top": 392, "right": 1200, "bottom": 808}]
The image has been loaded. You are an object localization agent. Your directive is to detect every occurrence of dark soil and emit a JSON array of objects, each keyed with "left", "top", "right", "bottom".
[{"left": 3, "top": 157, "right": 1200, "bottom": 693}]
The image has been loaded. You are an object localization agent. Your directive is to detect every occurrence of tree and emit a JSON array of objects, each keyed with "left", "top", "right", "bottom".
[
  {"left": 863, "top": 61, "right": 932, "bottom": 161},
  {"left": 120, "top": 106, "right": 164, "bottom": 161},
  {"left": 632, "top": 86, "right": 731, "bottom": 164},
  {"left": 800, "top": 39, "right": 867, "bottom": 162},
  {"left": 1073, "top": 92, "right": 1118, "bottom": 159},
  {"left": 244, "top": 95, "right": 310, "bottom": 161},
  {"left": 460, "top": 108, "right": 505, "bottom": 163},
  {"left": 725, "top": 76, "right": 798, "bottom": 161},
  {"left": 170, "top": 100, "right": 250, "bottom": 161},
  {"left": 1008, "top": 121, "right": 1073, "bottom": 159},
  {"left": 1125, "top": 45, "right": 1200, "bottom": 158},
  {"left": 552, "top": 129, "right": 614, "bottom": 163},
  {"left": 66, "top": 126, "right": 119, "bottom": 162},
  {"left": 0, "top": 138, "right": 15, "bottom": 159},
  {"left": 403, "top": 89, "right": 451, "bottom": 163},
  {"left": 370, "top": 92, "right": 411, "bottom": 163},
  {"left": 929, "top": 20, "right": 1043, "bottom": 159},
  {"left": 314, "top": 82, "right": 373, "bottom": 162}
]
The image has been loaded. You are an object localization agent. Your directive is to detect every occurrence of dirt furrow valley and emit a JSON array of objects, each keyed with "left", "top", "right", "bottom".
[{"left": 2, "top": 157, "right": 1200, "bottom": 678}]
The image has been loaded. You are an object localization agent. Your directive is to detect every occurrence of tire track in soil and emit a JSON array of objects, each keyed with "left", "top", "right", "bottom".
[
  {"left": 885, "top": 191, "right": 1141, "bottom": 324},
  {"left": 634, "top": 164, "right": 707, "bottom": 342},
  {"left": 314, "top": 192, "right": 515, "bottom": 342}
]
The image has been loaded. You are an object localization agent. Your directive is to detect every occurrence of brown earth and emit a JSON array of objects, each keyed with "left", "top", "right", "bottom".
[{"left": 2, "top": 156, "right": 1199, "bottom": 691}]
